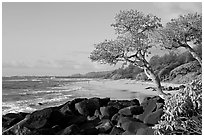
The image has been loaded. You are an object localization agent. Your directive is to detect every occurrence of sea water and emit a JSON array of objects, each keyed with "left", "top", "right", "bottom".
[{"left": 2, "top": 77, "right": 90, "bottom": 115}]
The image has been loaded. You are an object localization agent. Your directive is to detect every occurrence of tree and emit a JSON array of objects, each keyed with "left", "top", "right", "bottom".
[
  {"left": 90, "top": 10, "right": 168, "bottom": 96},
  {"left": 159, "top": 13, "right": 202, "bottom": 65}
]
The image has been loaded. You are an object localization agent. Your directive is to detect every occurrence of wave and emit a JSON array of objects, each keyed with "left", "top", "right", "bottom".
[
  {"left": 3, "top": 94, "right": 74, "bottom": 115},
  {"left": 2, "top": 102, "right": 37, "bottom": 115},
  {"left": 21, "top": 86, "right": 83, "bottom": 95}
]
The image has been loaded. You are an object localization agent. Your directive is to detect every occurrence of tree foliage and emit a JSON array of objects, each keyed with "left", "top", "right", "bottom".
[
  {"left": 159, "top": 13, "right": 202, "bottom": 65},
  {"left": 90, "top": 10, "right": 168, "bottom": 96},
  {"left": 90, "top": 10, "right": 162, "bottom": 69}
]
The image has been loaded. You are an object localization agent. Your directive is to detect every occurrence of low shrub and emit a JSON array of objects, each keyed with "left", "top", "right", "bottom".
[{"left": 153, "top": 78, "right": 202, "bottom": 135}]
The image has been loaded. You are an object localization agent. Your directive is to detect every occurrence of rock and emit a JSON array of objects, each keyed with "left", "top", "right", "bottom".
[
  {"left": 94, "top": 109, "right": 100, "bottom": 117},
  {"left": 79, "top": 122, "right": 99, "bottom": 135},
  {"left": 107, "top": 100, "right": 123, "bottom": 110},
  {"left": 117, "top": 116, "right": 146, "bottom": 133},
  {"left": 136, "top": 127, "right": 155, "bottom": 135},
  {"left": 130, "top": 106, "right": 144, "bottom": 115},
  {"left": 109, "top": 126, "right": 124, "bottom": 135},
  {"left": 81, "top": 128, "right": 98, "bottom": 135},
  {"left": 96, "top": 119, "right": 113, "bottom": 133},
  {"left": 111, "top": 113, "right": 120, "bottom": 125},
  {"left": 2, "top": 115, "right": 31, "bottom": 135},
  {"left": 107, "top": 99, "right": 139, "bottom": 110},
  {"left": 2, "top": 112, "right": 29, "bottom": 130},
  {"left": 87, "top": 115, "right": 98, "bottom": 121},
  {"left": 75, "top": 98, "right": 100, "bottom": 116},
  {"left": 60, "top": 98, "right": 87, "bottom": 115},
  {"left": 138, "top": 97, "right": 160, "bottom": 122},
  {"left": 99, "top": 97, "right": 110, "bottom": 107},
  {"left": 118, "top": 106, "right": 143, "bottom": 116},
  {"left": 32, "top": 128, "right": 56, "bottom": 135},
  {"left": 51, "top": 125, "right": 62, "bottom": 133},
  {"left": 143, "top": 109, "right": 163, "bottom": 125},
  {"left": 24, "top": 107, "right": 66, "bottom": 129},
  {"left": 68, "top": 115, "right": 87, "bottom": 125},
  {"left": 118, "top": 107, "right": 132, "bottom": 116},
  {"left": 122, "top": 131, "right": 135, "bottom": 135},
  {"left": 100, "top": 106, "right": 118, "bottom": 119},
  {"left": 59, "top": 124, "right": 80, "bottom": 135}
]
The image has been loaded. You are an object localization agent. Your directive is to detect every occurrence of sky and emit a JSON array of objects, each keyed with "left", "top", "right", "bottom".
[{"left": 2, "top": 2, "right": 202, "bottom": 76}]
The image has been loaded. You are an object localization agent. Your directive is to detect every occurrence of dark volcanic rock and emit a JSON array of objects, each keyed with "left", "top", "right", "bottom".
[
  {"left": 136, "top": 127, "right": 155, "bottom": 135},
  {"left": 111, "top": 113, "right": 120, "bottom": 125},
  {"left": 138, "top": 96, "right": 162, "bottom": 122},
  {"left": 109, "top": 126, "right": 124, "bottom": 135},
  {"left": 99, "top": 97, "right": 111, "bottom": 106},
  {"left": 2, "top": 112, "right": 29, "bottom": 130},
  {"left": 143, "top": 109, "right": 163, "bottom": 125},
  {"left": 100, "top": 106, "right": 119, "bottom": 119},
  {"left": 117, "top": 116, "right": 146, "bottom": 134},
  {"left": 79, "top": 122, "right": 99, "bottom": 135},
  {"left": 2, "top": 96, "right": 164, "bottom": 135},
  {"left": 122, "top": 131, "right": 135, "bottom": 135},
  {"left": 59, "top": 98, "right": 87, "bottom": 115},
  {"left": 68, "top": 115, "right": 87, "bottom": 125},
  {"left": 59, "top": 124, "right": 80, "bottom": 135},
  {"left": 107, "top": 98, "right": 140, "bottom": 110},
  {"left": 118, "top": 106, "right": 143, "bottom": 116},
  {"left": 24, "top": 107, "right": 66, "bottom": 129},
  {"left": 75, "top": 98, "right": 100, "bottom": 116},
  {"left": 96, "top": 119, "right": 113, "bottom": 133}
]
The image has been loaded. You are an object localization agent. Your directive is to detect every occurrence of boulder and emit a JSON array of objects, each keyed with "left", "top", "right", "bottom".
[
  {"left": 109, "top": 126, "right": 124, "bottom": 135},
  {"left": 79, "top": 122, "right": 99, "bottom": 135},
  {"left": 136, "top": 127, "right": 155, "bottom": 135},
  {"left": 107, "top": 99, "right": 140, "bottom": 110},
  {"left": 111, "top": 113, "right": 120, "bottom": 125},
  {"left": 117, "top": 116, "right": 146, "bottom": 134},
  {"left": 75, "top": 98, "right": 100, "bottom": 116},
  {"left": 24, "top": 107, "right": 66, "bottom": 129},
  {"left": 59, "top": 124, "right": 80, "bottom": 135},
  {"left": 96, "top": 119, "right": 113, "bottom": 133},
  {"left": 31, "top": 128, "right": 56, "bottom": 135},
  {"left": 107, "top": 100, "right": 124, "bottom": 110},
  {"left": 68, "top": 115, "right": 87, "bottom": 125},
  {"left": 118, "top": 106, "right": 143, "bottom": 116},
  {"left": 143, "top": 109, "right": 163, "bottom": 125},
  {"left": 130, "top": 106, "right": 144, "bottom": 115},
  {"left": 138, "top": 96, "right": 164, "bottom": 122},
  {"left": 60, "top": 98, "right": 87, "bottom": 115},
  {"left": 2, "top": 115, "right": 31, "bottom": 135},
  {"left": 2, "top": 112, "right": 29, "bottom": 130},
  {"left": 122, "top": 131, "right": 135, "bottom": 135},
  {"left": 100, "top": 106, "right": 118, "bottom": 119},
  {"left": 99, "top": 97, "right": 110, "bottom": 107}
]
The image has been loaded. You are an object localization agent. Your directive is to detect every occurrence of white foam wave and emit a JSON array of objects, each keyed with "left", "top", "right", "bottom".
[{"left": 2, "top": 102, "right": 37, "bottom": 115}]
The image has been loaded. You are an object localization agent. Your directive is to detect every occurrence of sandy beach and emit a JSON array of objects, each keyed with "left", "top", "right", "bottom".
[{"left": 73, "top": 79, "right": 183, "bottom": 103}]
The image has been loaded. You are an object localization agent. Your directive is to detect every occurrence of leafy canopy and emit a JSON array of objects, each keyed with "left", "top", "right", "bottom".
[
  {"left": 90, "top": 10, "right": 162, "bottom": 68},
  {"left": 160, "top": 13, "right": 202, "bottom": 49}
]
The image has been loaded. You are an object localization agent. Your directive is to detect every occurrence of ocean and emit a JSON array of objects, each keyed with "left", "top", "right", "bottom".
[{"left": 2, "top": 77, "right": 91, "bottom": 115}]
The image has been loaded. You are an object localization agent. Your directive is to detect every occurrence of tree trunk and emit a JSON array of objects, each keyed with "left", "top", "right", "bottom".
[
  {"left": 186, "top": 45, "right": 202, "bottom": 66},
  {"left": 144, "top": 66, "right": 168, "bottom": 96}
]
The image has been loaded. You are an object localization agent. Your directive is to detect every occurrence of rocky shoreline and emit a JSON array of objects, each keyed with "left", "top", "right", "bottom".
[{"left": 2, "top": 96, "right": 164, "bottom": 135}]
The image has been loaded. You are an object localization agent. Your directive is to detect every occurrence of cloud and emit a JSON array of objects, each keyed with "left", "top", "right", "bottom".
[{"left": 2, "top": 61, "right": 32, "bottom": 68}]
